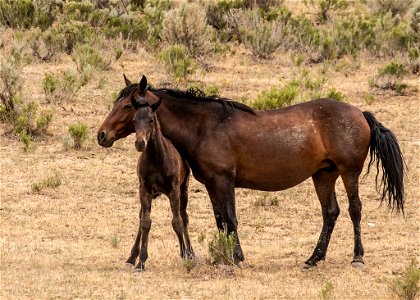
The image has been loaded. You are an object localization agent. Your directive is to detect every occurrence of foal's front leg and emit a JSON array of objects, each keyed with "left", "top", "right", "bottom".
[
  {"left": 135, "top": 189, "right": 153, "bottom": 272},
  {"left": 126, "top": 206, "right": 142, "bottom": 266}
]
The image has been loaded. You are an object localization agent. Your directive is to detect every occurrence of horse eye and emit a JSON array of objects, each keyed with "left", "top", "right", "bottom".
[
  {"left": 149, "top": 119, "right": 154, "bottom": 124},
  {"left": 124, "top": 105, "right": 132, "bottom": 110}
]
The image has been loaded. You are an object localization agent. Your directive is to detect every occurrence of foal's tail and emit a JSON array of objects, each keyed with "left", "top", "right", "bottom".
[{"left": 363, "top": 111, "right": 405, "bottom": 212}]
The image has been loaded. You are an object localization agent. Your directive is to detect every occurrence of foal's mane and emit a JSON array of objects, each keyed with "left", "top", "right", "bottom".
[{"left": 115, "top": 83, "right": 255, "bottom": 115}]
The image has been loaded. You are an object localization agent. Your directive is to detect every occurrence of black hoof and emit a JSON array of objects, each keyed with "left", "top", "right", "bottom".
[
  {"left": 126, "top": 257, "right": 136, "bottom": 266},
  {"left": 302, "top": 262, "right": 316, "bottom": 270},
  {"left": 134, "top": 262, "right": 145, "bottom": 272},
  {"left": 351, "top": 261, "right": 364, "bottom": 269}
]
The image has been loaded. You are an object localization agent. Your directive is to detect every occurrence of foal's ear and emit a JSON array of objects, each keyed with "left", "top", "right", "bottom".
[
  {"left": 150, "top": 97, "right": 162, "bottom": 112},
  {"left": 131, "top": 93, "right": 140, "bottom": 110},
  {"left": 139, "top": 75, "right": 147, "bottom": 92},
  {"left": 123, "top": 74, "right": 132, "bottom": 86}
]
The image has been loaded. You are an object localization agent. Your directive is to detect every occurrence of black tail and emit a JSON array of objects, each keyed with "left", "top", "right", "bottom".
[{"left": 363, "top": 111, "right": 405, "bottom": 212}]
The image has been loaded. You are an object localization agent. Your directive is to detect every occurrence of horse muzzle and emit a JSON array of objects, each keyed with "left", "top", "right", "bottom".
[
  {"left": 135, "top": 140, "right": 146, "bottom": 152},
  {"left": 97, "top": 131, "right": 115, "bottom": 148}
]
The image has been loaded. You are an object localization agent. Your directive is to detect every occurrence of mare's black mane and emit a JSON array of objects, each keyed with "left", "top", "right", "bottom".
[
  {"left": 115, "top": 83, "right": 139, "bottom": 102},
  {"left": 116, "top": 83, "right": 255, "bottom": 115},
  {"left": 150, "top": 86, "right": 256, "bottom": 115}
]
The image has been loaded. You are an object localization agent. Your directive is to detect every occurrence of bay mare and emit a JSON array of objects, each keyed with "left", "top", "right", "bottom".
[{"left": 98, "top": 75, "right": 404, "bottom": 268}]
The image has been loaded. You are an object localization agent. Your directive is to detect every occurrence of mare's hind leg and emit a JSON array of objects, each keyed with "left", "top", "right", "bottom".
[
  {"left": 180, "top": 175, "right": 194, "bottom": 258},
  {"left": 205, "top": 178, "right": 244, "bottom": 264},
  {"left": 341, "top": 171, "right": 364, "bottom": 268},
  {"left": 126, "top": 207, "right": 142, "bottom": 266},
  {"left": 168, "top": 189, "right": 187, "bottom": 259},
  {"left": 305, "top": 167, "right": 340, "bottom": 268},
  {"left": 134, "top": 190, "right": 153, "bottom": 272}
]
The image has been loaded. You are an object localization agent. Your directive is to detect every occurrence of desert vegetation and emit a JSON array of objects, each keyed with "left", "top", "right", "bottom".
[{"left": 0, "top": 0, "right": 419, "bottom": 298}]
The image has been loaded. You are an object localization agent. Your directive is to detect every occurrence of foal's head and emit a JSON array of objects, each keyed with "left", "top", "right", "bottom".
[{"left": 131, "top": 88, "right": 162, "bottom": 152}]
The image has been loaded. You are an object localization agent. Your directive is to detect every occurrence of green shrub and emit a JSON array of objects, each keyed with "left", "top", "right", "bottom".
[
  {"left": 0, "top": 59, "right": 22, "bottom": 121},
  {"left": 378, "top": 61, "right": 407, "bottom": 77},
  {"left": 159, "top": 45, "right": 194, "bottom": 81},
  {"left": 318, "top": 0, "right": 349, "bottom": 22},
  {"left": 205, "top": 0, "right": 243, "bottom": 42},
  {"left": 371, "top": 61, "right": 409, "bottom": 92},
  {"left": 61, "top": 69, "right": 81, "bottom": 94},
  {"left": 254, "top": 192, "right": 280, "bottom": 207},
  {"left": 407, "top": 47, "right": 419, "bottom": 74},
  {"left": 43, "top": 70, "right": 82, "bottom": 101},
  {"left": 239, "top": 9, "right": 286, "bottom": 59},
  {"left": 208, "top": 230, "right": 236, "bottom": 266},
  {"left": 71, "top": 44, "right": 111, "bottom": 72},
  {"left": 0, "top": 0, "right": 57, "bottom": 30},
  {"left": 19, "top": 130, "right": 33, "bottom": 152},
  {"left": 162, "top": 3, "right": 213, "bottom": 58},
  {"left": 143, "top": 0, "right": 173, "bottom": 46},
  {"left": 205, "top": 85, "right": 220, "bottom": 97},
  {"left": 31, "top": 172, "right": 62, "bottom": 192},
  {"left": 43, "top": 73, "right": 59, "bottom": 95},
  {"left": 63, "top": 0, "right": 95, "bottom": 23},
  {"left": 388, "top": 257, "right": 420, "bottom": 300},
  {"left": 326, "top": 88, "right": 346, "bottom": 101},
  {"left": 320, "top": 281, "right": 334, "bottom": 300},
  {"left": 368, "top": 12, "right": 414, "bottom": 57},
  {"left": 104, "top": 15, "right": 148, "bottom": 41},
  {"left": 36, "top": 112, "right": 53, "bottom": 135},
  {"left": 110, "top": 235, "right": 120, "bottom": 248},
  {"left": 68, "top": 123, "right": 88, "bottom": 149},
  {"left": 253, "top": 81, "right": 299, "bottom": 109},
  {"left": 14, "top": 102, "right": 37, "bottom": 135},
  {"left": 183, "top": 257, "right": 196, "bottom": 273},
  {"left": 371, "top": 0, "right": 414, "bottom": 17},
  {"left": 51, "top": 21, "right": 97, "bottom": 54},
  {"left": 29, "top": 28, "right": 64, "bottom": 62}
]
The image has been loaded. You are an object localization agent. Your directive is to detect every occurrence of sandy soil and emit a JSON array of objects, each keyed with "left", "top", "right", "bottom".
[{"left": 1, "top": 37, "right": 419, "bottom": 299}]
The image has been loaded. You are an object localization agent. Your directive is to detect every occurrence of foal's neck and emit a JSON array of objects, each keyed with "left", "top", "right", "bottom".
[{"left": 146, "top": 117, "right": 171, "bottom": 165}]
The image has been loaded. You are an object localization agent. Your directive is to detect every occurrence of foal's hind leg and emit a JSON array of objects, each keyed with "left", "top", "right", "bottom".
[
  {"left": 180, "top": 175, "right": 194, "bottom": 258},
  {"left": 341, "top": 171, "right": 364, "bottom": 268},
  {"left": 168, "top": 189, "right": 187, "bottom": 259},
  {"left": 305, "top": 168, "right": 340, "bottom": 268}
]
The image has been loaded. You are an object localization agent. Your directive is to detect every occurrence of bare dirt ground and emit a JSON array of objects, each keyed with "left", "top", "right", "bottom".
[{"left": 1, "top": 44, "right": 419, "bottom": 299}]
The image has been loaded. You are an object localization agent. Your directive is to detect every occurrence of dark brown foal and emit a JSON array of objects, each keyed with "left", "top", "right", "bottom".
[{"left": 125, "top": 94, "right": 193, "bottom": 272}]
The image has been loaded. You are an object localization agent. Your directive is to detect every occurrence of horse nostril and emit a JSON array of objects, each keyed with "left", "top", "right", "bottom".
[
  {"left": 99, "top": 131, "right": 106, "bottom": 142},
  {"left": 135, "top": 140, "right": 145, "bottom": 151}
]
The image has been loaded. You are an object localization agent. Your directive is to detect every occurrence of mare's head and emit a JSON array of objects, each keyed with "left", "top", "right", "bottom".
[
  {"left": 97, "top": 74, "right": 159, "bottom": 147},
  {"left": 131, "top": 86, "right": 162, "bottom": 152}
]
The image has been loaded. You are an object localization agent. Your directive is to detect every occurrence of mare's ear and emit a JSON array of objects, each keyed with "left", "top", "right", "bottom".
[
  {"left": 150, "top": 97, "right": 162, "bottom": 112},
  {"left": 139, "top": 75, "right": 147, "bottom": 92},
  {"left": 123, "top": 74, "right": 132, "bottom": 86}
]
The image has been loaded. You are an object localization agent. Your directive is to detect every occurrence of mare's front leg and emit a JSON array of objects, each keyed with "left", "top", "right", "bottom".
[
  {"left": 205, "top": 177, "right": 244, "bottom": 264},
  {"left": 180, "top": 172, "right": 194, "bottom": 258},
  {"left": 134, "top": 188, "right": 153, "bottom": 272}
]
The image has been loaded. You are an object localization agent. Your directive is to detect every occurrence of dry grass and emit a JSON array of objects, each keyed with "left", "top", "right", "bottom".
[{"left": 1, "top": 41, "right": 419, "bottom": 299}]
